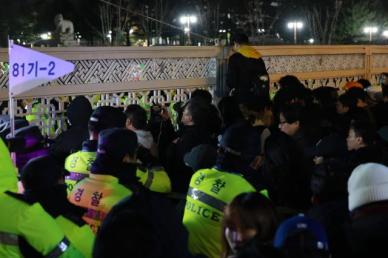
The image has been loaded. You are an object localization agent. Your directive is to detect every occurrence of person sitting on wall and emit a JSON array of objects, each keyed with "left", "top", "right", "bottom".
[{"left": 226, "top": 32, "right": 270, "bottom": 101}]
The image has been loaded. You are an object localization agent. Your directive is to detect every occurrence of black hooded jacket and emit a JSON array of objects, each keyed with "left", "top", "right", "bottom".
[{"left": 50, "top": 96, "right": 92, "bottom": 161}]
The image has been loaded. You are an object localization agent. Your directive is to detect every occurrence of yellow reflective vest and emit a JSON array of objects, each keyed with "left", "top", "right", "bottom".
[
  {"left": 137, "top": 166, "right": 171, "bottom": 193},
  {"left": 65, "top": 151, "right": 96, "bottom": 192},
  {"left": 0, "top": 139, "right": 18, "bottom": 193},
  {"left": 68, "top": 174, "right": 132, "bottom": 233},
  {"left": 65, "top": 150, "right": 171, "bottom": 194},
  {"left": 0, "top": 192, "right": 83, "bottom": 258},
  {"left": 26, "top": 101, "right": 56, "bottom": 137},
  {"left": 55, "top": 216, "right": 95, "bottom": 258},
  {"left": 182, "top": 168, "right": 255, "bottom": 258}
]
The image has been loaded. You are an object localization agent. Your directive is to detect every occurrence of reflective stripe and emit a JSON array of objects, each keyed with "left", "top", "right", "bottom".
[
  {"left": 45, "top": 237, "right": 70, "bottom": 258},
  {"left": 144, "top": 171, "right": 154, "bottom": 189},
  {"left": 0, "top": 232, "right": 18, "bottom": 246},
  {"left": 66, "top": 172, "right": 88, "bottom": 182},
  {"left": 187, "top": 187, "right": 227, "bottom": 212}
]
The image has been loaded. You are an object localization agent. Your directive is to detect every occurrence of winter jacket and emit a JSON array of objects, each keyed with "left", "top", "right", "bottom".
[
  {"left": 50, "top": 97, "right": 92, "bottom": 161},
  {"left": 227, "top": 45, "right": 269, "bottom": 99}
]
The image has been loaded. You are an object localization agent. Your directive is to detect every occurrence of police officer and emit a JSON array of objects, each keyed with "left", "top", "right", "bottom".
[
  {"left": 66, "top": 105, "right": 171, "bottom": 194},
  {"left": 0, "top": 192, "right": 84, "bottom": 257},
  {"left": 0, "top": 138, "right": 18, "bottom": 192},
  {"left": 68, "top": 128, "right": 139, "bottom": 232},
  {"left": 64, "top": 106, "right": 126, "bottom": 192},
  {"left": 183, "top": 122, "right": 263, "bottom": 258},
  {"left": 0, "top": 140, "right": 83, "bottom": 257},
  {"left": 20, "top": 155, "right": 95, "bottom": 257},
  {"left": 6, "top": 125, "right": 49, "bottom": 172}
]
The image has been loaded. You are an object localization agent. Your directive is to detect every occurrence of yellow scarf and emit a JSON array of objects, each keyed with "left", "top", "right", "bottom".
[{"left": 236, "top": 45, "right": 261, "bottom": 59}]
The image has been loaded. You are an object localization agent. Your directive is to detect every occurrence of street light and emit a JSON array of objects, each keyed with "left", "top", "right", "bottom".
[
  {"left": 287, "top": 21, "right": 303, "bottom": 44},
  {"left": 382, "top": 30, "right": 388, "bottom": 38},
  {"left": 40, "top": 32, "right": 52, "bottom": 40},
  {"left": 107, "top": 30, "right": 112, "bottom": 44},
  {"left": 180, "top": 15, "right": 197, "bottom": 45},
  {"left": 363, "top": 26, "right": 378, "bottom": 43}
]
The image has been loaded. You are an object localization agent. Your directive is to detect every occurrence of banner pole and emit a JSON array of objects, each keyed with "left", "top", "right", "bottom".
[
  {"left": 7, "top": 37, "right": 17, "bottom": 167},
  {"left": 8, "top": 96, "right": 15, "bottom": 137},
  {"left": 8, "top": 38, "right": 15, "bottom": 138}
]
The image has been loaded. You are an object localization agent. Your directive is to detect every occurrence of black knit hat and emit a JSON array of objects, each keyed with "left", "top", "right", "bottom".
[
  {"left": 219, "top": 122, "right": 261, "bottom": 159},
  {"left": 97, "top": 128, "right": 138, "bottom": 161},
  {"left": 89, "top": 106, "right": 126, "bottom": 133},
  {"left": 184, "top": 144, "right": 217, "bottom": 171},
  {"left": 21, "top": 155, "right": 68, "bottom": 190},
  {"left": 67, "top": 96, "right": 93, "bottom": 127}
]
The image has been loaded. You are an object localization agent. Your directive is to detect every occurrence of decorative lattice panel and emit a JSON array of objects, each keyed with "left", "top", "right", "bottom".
[
  {"left": 0, "top": 57, "right": 217, "bottom": 89},
  {"left": 0, "top": 54, "right": 217, "bottom": 137},
  {"left": 263, "top": 54, "right": 365, "bottom": 74},
  {"left": 372, "top": 54, "right": 388, "bottom": 68}
]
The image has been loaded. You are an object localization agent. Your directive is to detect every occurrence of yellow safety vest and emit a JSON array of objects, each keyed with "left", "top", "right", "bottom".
[
  {"left": 68, "top": 174, "right": 132, "bottom": 233},
  {"left": 0, "top": 192, "right": 83, "bottom": 258},
  {"left": 55, "top": 216, "right": 95, "bottom": 258},
  {"left": 26, "top": 101, "right": 56, "bottom": 137},
  {"left": 136, "top": 167, "right": 172, "bottom": 193},
  {"left": 65, "top": 151, "right": 96, "bottom": 193},
  {"left": 0, "top": 139, "right": 18, "bottom": 193},
  {"left": 65, "top": 150, "right": 172, "bottom": 195},
  {"left": 182, "top": 168, "right": 256, "bottom": 258}
]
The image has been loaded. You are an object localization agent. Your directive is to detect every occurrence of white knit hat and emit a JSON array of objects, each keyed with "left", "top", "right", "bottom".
[{"left": 348, "top": 163, "right": 388, "bottom": 211}]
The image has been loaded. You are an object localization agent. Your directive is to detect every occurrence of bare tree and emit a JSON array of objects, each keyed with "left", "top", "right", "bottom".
[
  {"left": 197, "top": 0, "right": 221, "bottom": 38},
  {"left": 154, "top": 0, "right": 171, "bottom": 37},
  {"left": 137, "top": 0, "right": 172, "bottom": 45},
  {"left": 243, "top": 0, "right": 282, "bottom": 38},
  {"left": 99, "top": 0, "right": 134, "bottom": 46},
  {"left": 304, "top": 0, "right": 343, "bottom": 44},
  {"left": 246, "top": 0, "right": 264, "bottom": 37},
  {"left": 100, "top": 2, "right": 113, "bottom": 45}
]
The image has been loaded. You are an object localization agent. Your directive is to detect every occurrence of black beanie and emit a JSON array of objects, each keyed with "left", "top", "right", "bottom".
[
  {"left": 21, "top": 155, "right": 68, "bottom": 190},
  {"left": 97, "top": 128, "right": 138, "bottom": 161},
  {"left": 89, "top": 106, "right": 126, "bottom": 133}
]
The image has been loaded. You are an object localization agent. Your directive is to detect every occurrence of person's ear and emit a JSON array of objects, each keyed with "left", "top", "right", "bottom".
[{"left": 355, "top": 136, "right": 364, "bottom": 146}]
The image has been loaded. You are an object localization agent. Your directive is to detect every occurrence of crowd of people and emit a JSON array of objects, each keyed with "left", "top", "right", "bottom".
[{"left": 1, "top": 34, "right": 388, "bottom": 258}]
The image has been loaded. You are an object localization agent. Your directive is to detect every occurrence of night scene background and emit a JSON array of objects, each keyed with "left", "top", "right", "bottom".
[{"left": 0, "top": 0, "right": 388, "bottom": 47}]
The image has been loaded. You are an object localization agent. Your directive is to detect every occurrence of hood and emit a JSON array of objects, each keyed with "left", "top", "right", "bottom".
[
  {"left": 236, "top": 45, "right": 262, "bottom": 59},
  {"left": 66, "top": 96, "right": 93, "bottom": 127},
  {"left": 134, "top": 130, "right": 154, "bottom": 150}
]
